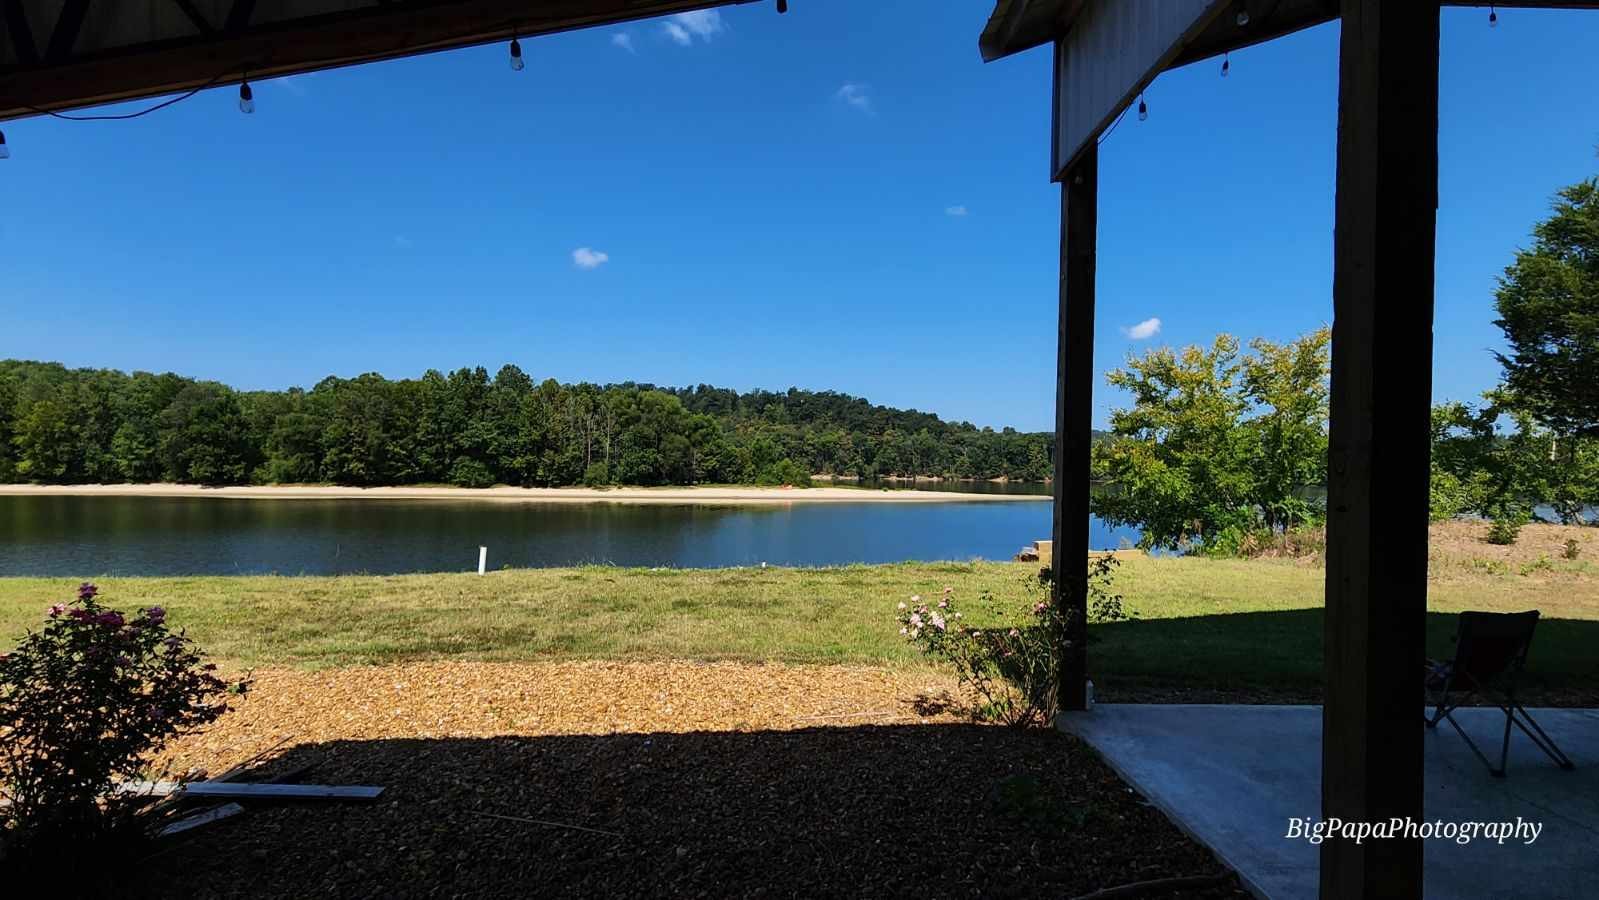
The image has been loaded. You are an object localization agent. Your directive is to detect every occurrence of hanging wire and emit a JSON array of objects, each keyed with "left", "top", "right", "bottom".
[
  {"left": 25, "top": 66, "right": 237, "bottom": 120},
  {"left": 1097, "top": 102, "right": 1134, "bottom": 147}
]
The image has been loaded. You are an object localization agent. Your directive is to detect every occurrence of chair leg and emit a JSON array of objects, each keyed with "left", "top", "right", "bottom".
[
  {"left": 1440, "top": 708, "right": 1503, "bottom": 777},
  {"left": 1509, "top": 704, "right": 1577, "bottom": 771},
  {"left": 1497, "top": 704, "right": 1515, "bottom": 777}
]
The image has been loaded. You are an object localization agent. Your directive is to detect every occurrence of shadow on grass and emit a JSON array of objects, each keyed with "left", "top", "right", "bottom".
[
  {"left": 1091, "top": 610, "right": 1599, "bottom": 705},
  {"left": 101, "top": 726, "right": 1246, "bottom": 900}
]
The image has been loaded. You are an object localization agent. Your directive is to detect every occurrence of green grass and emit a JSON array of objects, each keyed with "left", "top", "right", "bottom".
[{"left": 3, "top": 555, "right": 1595, "bottom": 701}]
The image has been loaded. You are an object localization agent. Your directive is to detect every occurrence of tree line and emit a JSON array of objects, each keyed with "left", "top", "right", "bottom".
[{"left": 0, "top": 361, "right": 1062, "bottom": 488}]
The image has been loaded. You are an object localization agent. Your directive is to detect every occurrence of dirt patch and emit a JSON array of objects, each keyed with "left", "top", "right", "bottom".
[
  {"left": 1428, "top": 520, "right": 1596, "bottom": 570},
  {"left": 111, "top": 662, "right": 1244, "bottom": 899}
]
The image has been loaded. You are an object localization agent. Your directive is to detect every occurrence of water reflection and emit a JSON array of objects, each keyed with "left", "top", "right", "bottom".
[{"left": 0, "top": 495, "right": 1135, "bottom": 576}]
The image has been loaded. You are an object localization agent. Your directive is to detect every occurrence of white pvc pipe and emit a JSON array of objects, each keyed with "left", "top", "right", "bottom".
[{"left": 478, "top": 546, "right": 487, "bottom": 575}]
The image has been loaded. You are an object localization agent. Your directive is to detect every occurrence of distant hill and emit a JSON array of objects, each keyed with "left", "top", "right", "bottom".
[{"left": 0, "top": 359, "right": 1091, "bottom": 488}]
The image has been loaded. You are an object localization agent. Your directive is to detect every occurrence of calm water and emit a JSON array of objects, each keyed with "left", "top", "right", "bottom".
[{"left": 0, "top": 495, "right": 1135, "bottom": 576}]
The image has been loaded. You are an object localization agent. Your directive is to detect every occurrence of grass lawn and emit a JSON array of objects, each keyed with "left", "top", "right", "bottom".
[{"left": 3, "top": 522, "right": 1595, "bottom": 702}]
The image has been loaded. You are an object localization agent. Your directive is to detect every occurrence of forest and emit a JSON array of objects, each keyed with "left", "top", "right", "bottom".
[{"left": 0, "top": 361, "right": 1060, "bottom": 488}]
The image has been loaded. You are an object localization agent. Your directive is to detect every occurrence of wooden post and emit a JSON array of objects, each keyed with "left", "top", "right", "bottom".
[
  {"left": 1322, "top": 1, "right": 1438, "bottom": 896},
  {"left": 1054, "top": 142, "right": 1097, "bottom": 713}
]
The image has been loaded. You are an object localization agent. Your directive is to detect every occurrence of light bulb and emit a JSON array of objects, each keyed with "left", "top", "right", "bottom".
[
  {"left": 1221, "top": 55, "right": 1230, "bottom": 78},
  {"left": 0, "top": 129, "right": 8, "bottom": 159},
  {"left": 1137, "top": 97, "right": 1148, "bottom": 122},
  {"left": 1489, "top": 7, "right": 1498, "bottom": 27},
  {"left": 238, "top": 81, "right": 254, "bottom": 114},
  {"left": 777, "top": 0, "right": 788, "bottom": 11},
  {"left": 1235, "top": 3, "right": 1250, "bottom": 27},
  {"left": 510, "top": 38, "right": 525, "bottom": 71}
]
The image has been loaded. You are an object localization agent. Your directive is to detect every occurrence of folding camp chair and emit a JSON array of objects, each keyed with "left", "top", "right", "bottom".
[{"left": 1424, "top": 610, "right": 1575, "bottom": 777}]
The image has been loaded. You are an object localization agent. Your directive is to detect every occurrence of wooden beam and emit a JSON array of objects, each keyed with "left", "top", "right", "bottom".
[
  {"left": 169, "top": 0, "right": 216, "bottom": 37},
  {"left": 3, "top": 0, "right": 39, "bottom": 65},
  {"left": 43, "top": 0, "right": 89, "bottom": 62},
  {"left": 1053, "top": 138, "right": 1097, "bottom": 713},
  {"left": 224, "top": 0, "right": 257, "bottom": 33},
  {"left": 1321, "top": 0, "right": 1438, "bottom": 897}
]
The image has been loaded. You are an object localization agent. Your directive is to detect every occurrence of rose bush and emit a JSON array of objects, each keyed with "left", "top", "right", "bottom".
[
  {"left": 897, "top": 557, "right": 1127, "bottom": 726},
  {"left": 0, "top": 583, "right": 233, "bottom": 863}
]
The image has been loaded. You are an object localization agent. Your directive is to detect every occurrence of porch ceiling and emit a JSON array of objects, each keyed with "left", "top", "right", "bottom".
[{"left": 0, "top": 0, "right": 754, "bottom": 120}]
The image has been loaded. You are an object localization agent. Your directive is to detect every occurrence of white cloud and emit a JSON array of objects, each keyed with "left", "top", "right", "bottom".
[
  {"left": 572, "top": 247, "right": 610, "bottom": 270},
  {"left": 945, "top": 205, "right": 968, "bottom": 217},
  {"left": 662, "top": 10, "right": 724, "bottom": 45},
  {"left": 269, "top": 73, "right": 311, "bottom": 96},
  {"left": 835, "top": 83, "right": 872, "bottom": 113},
  {"left": 1122, "top": 317, "right": 1162, "bottom": 340},
  {"left": 611, "top": 32, "right": 635, "bottom": 53}
]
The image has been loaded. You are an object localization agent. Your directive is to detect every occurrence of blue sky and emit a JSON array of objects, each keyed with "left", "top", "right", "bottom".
[{"left": 3, "top": 2, "right": 1597, "bottom": 432}]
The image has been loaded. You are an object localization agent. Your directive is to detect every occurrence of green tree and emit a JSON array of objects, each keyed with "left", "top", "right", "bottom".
[
  {"left": 1091, "top": 331, "right": 1331, "bottom": 550},
  {"left": 1240, "top": 327, "right": 1331, "bottom": 530},
  {"left": 1493, "top": 175, "right": 1599, "bottom": 437},
  {"left": 157, "top": 383, "right": 252, "bottom": 484}
]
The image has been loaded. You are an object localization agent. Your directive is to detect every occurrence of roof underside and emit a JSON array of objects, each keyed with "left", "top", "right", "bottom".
[
  {"left": 980, "top": 0, "right": 1599, "bottom": 66},
  {"left": 0, "top": 0, "right": 752, "bottom": 120}
]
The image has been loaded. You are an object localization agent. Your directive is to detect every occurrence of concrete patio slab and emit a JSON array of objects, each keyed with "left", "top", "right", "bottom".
[{"left": 1059, "top": 705, "right": 1599, "bottom": 899}]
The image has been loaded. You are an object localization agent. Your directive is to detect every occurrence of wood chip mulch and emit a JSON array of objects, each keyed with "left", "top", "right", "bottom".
[{"left": 105, "top": 662, "right": 1244, "bottom": 899}]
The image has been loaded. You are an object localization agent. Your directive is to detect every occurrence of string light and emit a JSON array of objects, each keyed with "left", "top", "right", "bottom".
[
  {"left": 1235, "top": 2, "right": 1250, "bottom": 27},
  {"left": 0, "top": 129, "right": 8, "bottom": 159},
  {"left": 1221, "top": 52, "right": 1230, "bottom": 78},
  {"left": 509, "top": 36, "right": 525, "bottom": 70},
  {"left": 1137, "top": 94, "right": 1148, "bottom": 122},
  {"left": 1489, "top": 5, "right": 1498, "bottom": 27},
  {"left": 238, "top": 76, "right": 254, "bottom": 114},
  {"left": 777, "top": 0, "right": 788, "bottom": 12}
]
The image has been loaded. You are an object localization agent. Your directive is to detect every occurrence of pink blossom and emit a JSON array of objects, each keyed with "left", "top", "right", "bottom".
[
  {"left": 908, "top": 613, "right": 923, "bottom": 628},
  {"left": 930, "top": 613, "right": 946, "bottom": 631},
  {"left": 910, "top": 595, "right": 921, "bottom": 604},
  {"left": 899, "top": 627, "right": 908, "bottom": 635},
  {"left": 896, "top": 602, "right": 906, "bottom": 611},
  {"left": 937, "top": 599, "right": 948, "bottom": 609},
  {"left": 1009, "top": 628, "right": 1020, "bottom": 637},
  {"left": 46, "top": 604, "right": 67, "bottom": 618}
]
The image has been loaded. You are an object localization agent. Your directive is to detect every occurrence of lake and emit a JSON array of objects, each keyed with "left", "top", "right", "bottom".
[{"left": 0, "top": 494, "right": 1138, "bottom": 576}]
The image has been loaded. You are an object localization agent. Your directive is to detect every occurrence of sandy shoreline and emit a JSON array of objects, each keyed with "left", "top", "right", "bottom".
[{"left": 0, "top": 482, "right": 1047, "bottom": 505}]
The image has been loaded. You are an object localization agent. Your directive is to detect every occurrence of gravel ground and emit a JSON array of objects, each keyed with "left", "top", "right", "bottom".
[{"left": 106, "top": 661, "right": 1244, "bottom": 899}]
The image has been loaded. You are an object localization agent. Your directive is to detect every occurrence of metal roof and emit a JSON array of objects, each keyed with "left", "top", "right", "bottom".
[
  {"left": 979, "top": 1, "right": 1599, "bottom": 67},
  {"left": 1, "top": 0, "right": 754, "bottom": 120}
]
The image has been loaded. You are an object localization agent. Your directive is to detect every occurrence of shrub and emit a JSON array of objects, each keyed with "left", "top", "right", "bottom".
[
  {"left": 755, "top": 458, "right": 811, "bottom": 488},
  {"left": 447, "top": 458, "right": 496, "bottom": 488},
  {"left": 896, "top": 557, "right": 1126, "bottom": 727},
  {"left": 1486, "top": 509, "right": 1528, "bottom": 545},
  {"left": 1564, "top": 539, "right": 1581, "bottom": 560},
  {"left": 0, "top": 584, "right": 232, "bottom": 864},
  {"left": 1205, "top": 524, "right": 1326, "bottom": 560},
  {"left": 582, "top": 461, "right": 610, "bottom": 488}
]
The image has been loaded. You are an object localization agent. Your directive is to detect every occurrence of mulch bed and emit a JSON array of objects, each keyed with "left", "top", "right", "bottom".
[{"left": 103, "top": 662, "right": 1243, "bottom": 899}]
